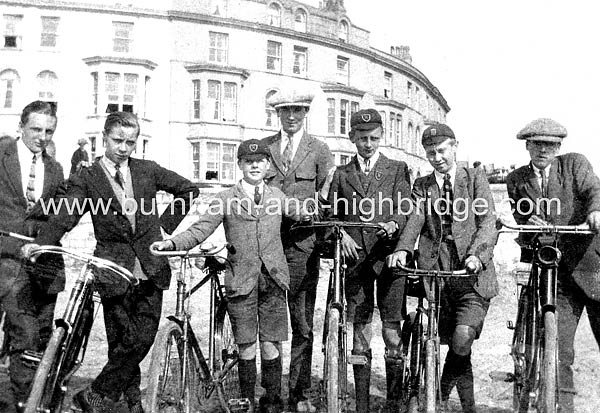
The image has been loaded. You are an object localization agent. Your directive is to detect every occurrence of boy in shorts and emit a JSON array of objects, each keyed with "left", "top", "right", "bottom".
[{"left": 152, "top": 139, "right": 311, "bottom": 412}]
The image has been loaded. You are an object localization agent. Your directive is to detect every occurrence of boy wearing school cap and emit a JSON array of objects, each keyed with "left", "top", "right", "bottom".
[
  {"left": 152, "top": 139, "right": 312, "bottom": 413},
  {"left": 262, "top": 88, "right": 334, "bottom": 412},
  {"left": 507, "top": 118, "right": 600, "bottom": 412},
  {"left": 320, "top": 108, "right": 411, "bottom": 412},
  {"left": 387, "top": 123, "right": 498, "bottom": 412}
]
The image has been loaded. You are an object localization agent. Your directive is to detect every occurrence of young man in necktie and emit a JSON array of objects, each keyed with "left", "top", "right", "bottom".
[
  {"left": 0, "top": 101, "right": 65, "bottom": 412},
  {"left": 506, "top": 118, "right": 600, "bottom": 412},
  {"left": 319, "top": 108, "right": 411, "bottom": 412},
  {"left": 387, "top": 124, "right": 498, "bottom": 412}
]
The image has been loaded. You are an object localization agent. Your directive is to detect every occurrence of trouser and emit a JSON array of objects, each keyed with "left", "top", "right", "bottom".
[
  {"left": 556, "top": 275, "right": 600, "bottom": 412},
  {"left": 93, "top": 280, "right": 162, "bottom": 403},
  {"left": 285, "top": 246, "right": 319, "bottom": 400}
]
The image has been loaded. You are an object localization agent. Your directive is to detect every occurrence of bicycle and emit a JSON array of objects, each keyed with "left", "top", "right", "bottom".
[
  {"left": 495, "top": 221, "right": 592, "bottom": 413},
  {"left": 146, "top": 242, "right": 243, "bottom": 413},
  {"left": 292, "top": 220, "right": 388, "bottom": 413},
  {"left": 23, "top": 245, "right": 137, "bottom": 413},
  {"left": 394, "top": 262, "right": 470, "bottom": 413}
]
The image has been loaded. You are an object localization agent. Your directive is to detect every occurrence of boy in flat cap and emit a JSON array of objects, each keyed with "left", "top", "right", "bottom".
[
  {"left": 261, "top": 88, "right": 334, "bottom": 412},
  {"left": 319, "top": 108, "right": 411, "bottom": 412},
  {"left": 387, "top": 124, "right": 498, "bottom": 412},
  {"left": 153, "top": 139, "right": 312, "bottom": 413},
  {"left": 506, "top": 118, "right": 600, "bottom": 412}
]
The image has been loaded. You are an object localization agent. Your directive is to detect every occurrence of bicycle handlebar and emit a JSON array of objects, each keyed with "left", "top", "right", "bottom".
[
  {"left": 149, "top": 242, "right": 236, "bottom": 258},
  {"left": 291, "top": 220, "right": 388, "bottom": 235},
  {"left": 0, "top": 230, "right": 34, "bottom": 242},
  {"left": 497, "top": 220, "right": 593, "bottom": 234},
  {"left": 28, "top": 245, "right": 138, "bottom": 285},
  {"left": 394, "top": 263, "right": 469, "bottom": 277}
]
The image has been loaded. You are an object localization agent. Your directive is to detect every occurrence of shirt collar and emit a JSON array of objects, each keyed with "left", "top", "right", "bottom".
[
  {"left": 433, "top": 163, "right": 457, "bottom": 188},
  {"left": 16, "top": 138, "right": 43, "bottom": 161},
  {"left": 281, "top": 127, "right": 304, "bottom": 141},
  {"left": 102, "top": 155, "right": 127, "bottom": 171},
  {"left": 357, "top": 151, "right": 380, "bottom": 172},
  {"left": 531, "top": 162, "right": 551, "bottom": 177},
  {"left": 240, "top": 179, "right": 265, "bottom": 198}
]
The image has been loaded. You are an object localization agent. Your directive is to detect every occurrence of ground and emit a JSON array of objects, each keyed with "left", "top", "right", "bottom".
[{"left": 1, "top": 185, "right": 599, "bottom": 412}]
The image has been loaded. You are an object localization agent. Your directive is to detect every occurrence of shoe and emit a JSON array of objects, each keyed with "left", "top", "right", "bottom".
[
  {"left": 258, "top": 395, "right": 284, "bottom": 413},
  {"left": 73, "top": 387, "right": 104, "bottom": 413}
]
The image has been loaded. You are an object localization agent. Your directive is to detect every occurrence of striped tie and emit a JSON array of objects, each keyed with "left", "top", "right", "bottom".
[
  {"left": 114, "top": 163, "right": 124, "bottom": 188},
  {"left": 25, "top": 154, "right": 37, "bottom": 213},
  {"left": 282, "top": 135, "right": 293, "bottom": 171}
]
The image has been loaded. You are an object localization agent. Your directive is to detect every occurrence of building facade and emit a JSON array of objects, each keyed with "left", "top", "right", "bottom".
[{"left": 1, "top": 0, "right": 449, "bottom": 185}]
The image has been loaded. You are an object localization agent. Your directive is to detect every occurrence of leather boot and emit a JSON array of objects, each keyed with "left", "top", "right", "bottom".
[
  {"left": 261, "top": 356, "right": 282, "bottom": 400},
  {"left": 352, "top": 349, "right": 372, "bottom": 413},
  {"left": 455, "top": 353, "right": 475, "bottom": 413},
  {"left": 440, "top": 349, "right": 460, "bottom": 402},
  {"left": 383, "top": 350, "right": 404, "bottom": 412},
  {"left": 238, "top": 358, "right": 257, "bottom": 403}
]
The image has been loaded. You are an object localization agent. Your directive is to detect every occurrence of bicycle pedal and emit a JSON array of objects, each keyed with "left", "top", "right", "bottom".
[
  {"left": 228, "top": 397, "right": 253, "bottom": 412},
  {"left": 21, "top": 350, "right": 43, "bottom": 369},
  {"left": 489, "top": 370, "right": 515, "bottom": 382},
  {"left": 347, "top": 353, "right": 368, "bottom": 365}
]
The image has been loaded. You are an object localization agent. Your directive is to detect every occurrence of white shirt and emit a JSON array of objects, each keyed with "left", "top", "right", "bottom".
[
  {"left": 280, "top": 127, "right": 304, "bottom": 161},
  {"left": 17, "top": 138, "right": 44, "bottom": 201},
  {"left": 101, "top": 156, "right": 129, "bottom": 183},
  {"left": 357, "top": 151, "right": 380, "bottom": 174},
  {"left": 531, "top": 163, "right": 551, "bottom": 190},
  {"left": 433, "top": 164, "right": 457, "bottom": 191},
  {"left": 241, "top": 179, "right": 264, "bottom": 201}
]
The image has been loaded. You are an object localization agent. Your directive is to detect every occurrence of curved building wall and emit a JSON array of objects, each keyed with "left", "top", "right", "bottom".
[{"left": 0, "top": 0, "right": 448, "bottom": 184}]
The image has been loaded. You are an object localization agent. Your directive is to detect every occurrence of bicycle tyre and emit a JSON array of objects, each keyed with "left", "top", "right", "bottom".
[
  {"left": 424, "top": 339, "right": 437, "bottom": 413},
  {"left": 541, "top": 310, "right": 557, "bottom": 413},
  {"left": 213, "top": 302, "right": 240, "bottom": 408},
  {"left": 400, "top": 312, "right": 420, "bottom": 413},
  {"left": 324, "top": 307, "right": 340, "bottom": 413},
  {"left": 513, "top": 285, "right": 533, "bottom": 412},
  {"left": 145, "top": 321, "right": 201, "bottom": 413},
  {"left": 24, "top": 326, "right": 67, "bottom": 413}
]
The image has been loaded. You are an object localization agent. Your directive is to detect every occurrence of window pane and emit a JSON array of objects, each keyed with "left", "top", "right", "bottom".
[
  {"left": 37, "top": 70, "right": 57, "bottom": 100},
  {"left": 105, "top": 72, "right": 120, "bottom": 102},
  {"left": 40, "top": 16, "right": 59, "bottom": 47},
  {"left": 91, "top": 72, "right": 98, "bottom": 114},
  {"left": 209, "top": 32, "right": 228, "bottom": 64},
  {"left": 113, "top": 21, "right": 133, "bottom": 52},
  {"left": 223, "top": 82, "right": 237, "bottom": 122},
  {"left": 206, "top": 142, "right": 219, "bottom": 180},
  {"left": 340, "top": 99, "right": 348, "bottom": 135},
  {"left": 192, "top": 143, "right": 200, "bottom": 180},
  {"left": 265, "top": 90, "right": 278, "bottom": 128},
  {"left": 193, "top": 80, "right": 200, "bottom": 119},
  {"left": 222, "top": 144, "right": 235, "bottom": 181},
  {"left": 327, "top": 98, "right": 335, "bottom": 134},
  {"left": 293, "top": 47, "right": 307, "bottom": 76},
  {"left": 268, "top": 3, "right": 281, "bottom": 26},
  {"left": 124, "top": 73, "right": 138, "bottom": 104},
  {"left": 207, "top": 80, "right": 220, "bottom": 120},
  {"left": 267, "top": 41, "right": 281, "bottom": 71}
]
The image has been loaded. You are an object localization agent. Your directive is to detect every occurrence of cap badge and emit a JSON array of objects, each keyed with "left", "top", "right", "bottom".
[
  {"left": 431, "top": 128, "right": 437, "bottom": 136},
  {"left": 249, "top": 144, "right": 258, "bottom": 152},
  {"left": 361, "top": 113, "right": 371, "bottom": 122}
]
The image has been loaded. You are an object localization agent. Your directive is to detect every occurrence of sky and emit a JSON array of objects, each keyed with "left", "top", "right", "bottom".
[{"left": 306, "top": 0, "right": 600, "bottom": 169}]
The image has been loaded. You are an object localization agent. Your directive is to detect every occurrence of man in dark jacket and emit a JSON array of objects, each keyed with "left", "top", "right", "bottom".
[
  {"left": 506, "top": 118, "right": 600, "bottom": 412},
  {"left": 0, "top": 101, "right": 65, "bottom": 411},
  {"left": 22, "top": 112, "right": 199, "bottom": 412}
]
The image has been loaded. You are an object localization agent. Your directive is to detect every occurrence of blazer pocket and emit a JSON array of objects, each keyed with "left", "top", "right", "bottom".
[{"left": 296, "top": 169, "right": 317, "bottom": 181}]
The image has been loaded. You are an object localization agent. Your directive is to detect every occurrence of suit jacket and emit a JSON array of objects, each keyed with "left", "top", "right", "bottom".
[
  {"left": 171, "top": 183, "right": 298, "bottom": 297},
  {"left": 261, "top": 131, "right": 334, "bottom": 251},
  {"left": 327, "top": 154, "right": 411, "bottom": 274},
  {"left": 70, "top": 147, "right": 89, "bottom": 175},
  {"left": 0, "top": 137, "right": 66, "bottom": 293},
  {"left": 35, "top": 157, "right": 199, "bottom": 293},
  {"left": 395, "top": 166, "right": 498, "bottom": 299},
  {"left": 506, "top": 152, "right": 600, "bottom": 275}
]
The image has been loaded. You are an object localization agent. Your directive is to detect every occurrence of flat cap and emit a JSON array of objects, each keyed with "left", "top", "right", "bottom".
[
  {"left": 237, "top": 139, "right": 271, "bottom": 160},
  {"left": 77, "top": 137, "right": 89, "bottom": 145},
  {"left": 267, "top": 89, "right": 314, "bottom": 109},
  {"left": 517, "top": 118, "right": 567, "bottom": 142},
  {"left": 422, "top": 123, "right": 455, "bottom": 146},
  {"left": 350, "top": 109, "right": 382, "bottom": 131}
]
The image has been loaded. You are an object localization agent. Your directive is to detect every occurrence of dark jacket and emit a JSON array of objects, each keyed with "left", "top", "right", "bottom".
[{"left": 35, "top": 157, "right": 199, "bottom": 293}]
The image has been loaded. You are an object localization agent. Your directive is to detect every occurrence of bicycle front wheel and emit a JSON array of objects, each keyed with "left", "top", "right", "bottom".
[
  {"left": 213, "top": 303, "right": 240, "bottom": 407},
  {"left": 324, "top": 307, "right": 341, "bottom": 413},
  {"left": 24, "top": 326, "right": 67, "bottom": 413},
  {"left": 541, "top": 310, "right": 558, "bottom": 413},
  {"left": 145, "top": 321, "right": 201, "bottom": 413},
  {"left": 424, "top": 339, "right": 438, "bottom": 413}
]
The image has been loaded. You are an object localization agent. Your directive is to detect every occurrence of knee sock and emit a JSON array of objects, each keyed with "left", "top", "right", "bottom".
[
  {"left": 261, "top": 355, "right": 282, "bottom": 399},
  {"left": 440, "top": 349, "right": 475, "bottom": 411},
  {"left": 238, "top": 358, "right": 257, "bottom": 401},
  {"left": 352, "top": 349, "right": 372, "bottom": 413}
]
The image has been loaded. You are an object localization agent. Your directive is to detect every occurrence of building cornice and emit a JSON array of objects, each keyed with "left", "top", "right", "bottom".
[
  {"left": 320, "top": 82, "right": 365, "bottom": 98},
  {"left": 373, "top": 97, "right": 407, "bottom": 111},
  {"left": 82, "top": 56, "right": 158, "bottom": 70},
  {"left": 184, "top": 63, "right": 250, "bottom": 79}
]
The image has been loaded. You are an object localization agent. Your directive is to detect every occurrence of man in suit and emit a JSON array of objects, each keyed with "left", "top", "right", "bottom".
[
  {"left": 320, "top": 109, "right": 411, "bottom": 412},
  {"left": 261, "top": 89, "right": 334, "bottom": 412},
  {"left": 387, "top": 124, "right": 498, "bottom": 412},
  {"left": 0, "top": 101, "right": 66, "bottom": 412},
  {"left": 506, "top": 118, "right": 600, "bottom": 412},
  {"left": 69, "top": 137, "right": 90, "bottom": 176},
  {"left": 22, "top": 112, "right": 199, "bottom": 413}
]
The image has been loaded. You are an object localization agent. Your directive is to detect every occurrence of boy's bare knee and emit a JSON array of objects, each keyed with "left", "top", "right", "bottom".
[
  {"left": 451, "top": 325, "right": 476, "bottom": 355},
  {"left": 260, "top": 341, "right": 281, "bottom": 360},
  {"left": 239, "top": 342, "right": 257, "bottom": 360}
]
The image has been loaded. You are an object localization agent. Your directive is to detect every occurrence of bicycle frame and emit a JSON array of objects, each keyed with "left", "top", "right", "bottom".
[{"left": 498, "top": 221, "right": 593, "bottom": 412}]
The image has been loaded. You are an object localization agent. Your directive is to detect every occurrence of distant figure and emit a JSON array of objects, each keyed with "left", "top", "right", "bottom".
[
  {"left": 70, "top": 137, "right": 90, "bottom": 176},
  {"left": 473, "top": 161, "right": 481, "bottom": 168}
]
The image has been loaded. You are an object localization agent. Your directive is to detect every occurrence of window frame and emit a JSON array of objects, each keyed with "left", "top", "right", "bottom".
[
  {"left": 266, "top": 40, "right": 282, "bottom": 72},
  {"left": 112, "top": 21, "right": 133, "bottom": 53},
  {"left": 209, "top": 31, "right": 229, "bottom": 64},
  {"left": 336, "top": 56, "right": 349, "bottom": 85},
  {"left": 3, "top": 14, "right": 22, "bottom": 49},
  {"left": 40, "top": 16, "right": 59, "bottom": 48},
  {"left": 293, "top": 46, "right": 308, "bottom": 77}
]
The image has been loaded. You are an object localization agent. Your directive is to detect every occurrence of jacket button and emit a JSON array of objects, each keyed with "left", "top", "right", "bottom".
[{"left": 431, "top": 253, "right": 436, "bottom": 258}]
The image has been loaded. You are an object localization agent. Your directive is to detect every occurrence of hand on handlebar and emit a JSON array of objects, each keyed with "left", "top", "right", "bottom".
[
  {"left": 526, "top": 215, "right": 548, "bottom": 226},
  {"left": 376, "top": 221, "right": 397, "bottom": 240},
  {"left": 341, "top": 229, "right": 362, "bottom": 261},
  {"left": 586, "top": 211, "right": 600, "bottom": 233},
  {"left": 465, "top": 255, "right": 483, "bottom": 274},
  {"left": 20, "top": 243, "right": 40, "bottom": 262},
  {"left": 385, "top": 250, "right": 408, "bottom": 269},
  {"left": 150, "top": 240, "right": 175, "bottom": 251}
]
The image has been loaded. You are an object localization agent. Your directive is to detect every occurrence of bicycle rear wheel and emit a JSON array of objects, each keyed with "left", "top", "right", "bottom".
[
  {"left": 24, "top": 326, "right": 67, "bottom": 413},
  {"left": 213, "top": 303, "right": 240, "bottom": 407},
  {"left": 541, "top": 310, "right": 557, "bottom": 413},
  {"left": 323, "top": 307, "right": 341, "bottom": 413},
  {"left": 145, "top": 321, "right": 202, "bottom": 413},
  {"left": 424, "top": 339, "right": 438, "bottom": 413}
]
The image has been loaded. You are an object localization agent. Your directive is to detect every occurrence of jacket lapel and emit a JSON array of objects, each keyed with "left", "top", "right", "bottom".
[
  {"left": 523, "top": 163, "right": 542, "bottom": 200},
  {"left": 86, "top": 160, "right": 125, "bottom": 215},
  {"left": 365, "top": 154, "right": 389, "bottom": 197},
  {"left": 453, "top": 167, "right": 468, "bottom": 203},
  {"left": 232, "top": 182, "right": 257, "bottom": 218},
  {"left": 40, "top": 154, "right": 58, "bottom": 200},
  {"left": 286, "top": 131, "right": 311, "bottom": 175},
  {"left": 2, "top": 140, "right": 25, "bottom": 198},
  {"left": 267, "top": 132, "right": 286, "bottom": 175},
  {"left": 345, "top": 156, "right": 366, "bottom": 197}
]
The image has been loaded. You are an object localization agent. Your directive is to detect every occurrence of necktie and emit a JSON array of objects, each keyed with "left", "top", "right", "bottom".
[
  {"left": 282, "top": 135, "right": 293, "bottom": 171},
  {"left": 540, "top": 170, "right": 548, "bottom": 198},
  {"left": 114, "top": 163, "right": 124, "bottom": 189},
  {"left": 364, "top": 159, "right": 371, "bottom": 174},
  {"left": 25, "top": 154, "right": 37, "bottom": 213},
  {"left": 441, "top": 173, "right": 453, "bottom": 235},
  {"left": 254, "top": 185, "right": 261, "bottom": 205}
]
